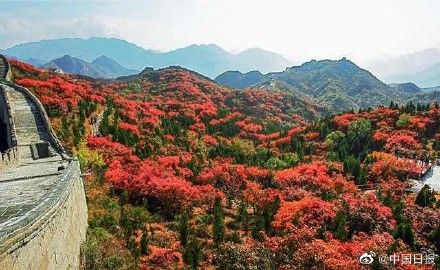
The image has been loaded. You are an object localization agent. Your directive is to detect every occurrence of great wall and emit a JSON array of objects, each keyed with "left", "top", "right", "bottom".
[{"left": 0, "top": 54, "right": 88, "bottom": 269}]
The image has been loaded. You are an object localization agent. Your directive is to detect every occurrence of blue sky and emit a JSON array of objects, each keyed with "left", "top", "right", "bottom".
[{"left": 1, "top": 0, "right": 440, "bottom": 64}]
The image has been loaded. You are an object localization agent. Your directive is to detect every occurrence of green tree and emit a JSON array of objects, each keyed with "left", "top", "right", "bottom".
[
  {"left": 343, "top": 155, "right": 361, "bottom": 180},
  {"left": 332, "top": 210, "right": 349, "bottom": 241},
  {"left": 325, "top": 131, "right": 346, "bottom": 152},
  {"left": 120, "top": 206, "right": 150, "bottom": 241},
  {"left": 128, "top": 236, "right": 140, "bottom": 261},
  {"left": 262, "top": 197, "right": 280, "bottom": 235},
  {"left": 347, "top": 119, "right": 372, "bottom": 158},
  {"left": 430, "top": 224, "right": 440, "bottom": 252},
  {"left": 393, "top": 201, "right": 405, "bottom": 223},
  {"left": 140, "top": 231, "right": 149, "bottom": 255},
  {"left": 264, "top": 157, "right": 288, "bottom": 170},
  {"left": 60, "top": 116, "right": 70, "bottom": 140},
  {"left": 179, "top": 212, "right": 189, "bottom": 247},
  {"left": 290, "top": 136, "right": 305, "bottom": 160},
  {"left": 235, "top": 200, "right": 249, "bottom": 231},
  {"left": 213, "top": 198, "right": 225, "bottom": 245},
  {"left": 183, "top": 238, "right": 203, "bottom": 269},
  {"left": 415, "top": 185, "right": 437, "bottom": 207},
  {"left": 394, "top": 220, "right": 416, "bottom": 250},
  {"left": 396, "top": 113, "right": 411, "bottom": 128}
]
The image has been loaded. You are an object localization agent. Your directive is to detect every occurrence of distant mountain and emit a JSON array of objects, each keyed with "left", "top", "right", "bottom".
[
  {"left": 43, "top": 55, "right": 138, "bottom": 78},
  {"left": 406, "top": 63, "right": 440, "bottom": 88},
  {"left": 233, "top": 48, "right": 293, "bottom": 74},
  {"left": 408, "top": 90, "right": 440, "bottom": 105},
  {"left": 91, "top": 55, "right": 138, "bottom": 78},
  {"left": 215, "top": 70, "right": 267, "bottom": 89},
  {"left": 389, "top": 82, "right": 421, "bottom": 95},
  {"left": 217, "top": 58, "right": 405, "bottom": 112},
  {"left": 369, "top": 48, "right": 440, "bottom": 87},
  {"left": 44, "top": 55, "right": 103, "bottom": 78},
  {"left": 422, "top": 85, "right": 440, "bottom": 93},
  {"left": 2, "top": 37, "right": 292, "bottom": 78},
  {"left": 4, "top": 38, "right": 152, "bottom": 70}
]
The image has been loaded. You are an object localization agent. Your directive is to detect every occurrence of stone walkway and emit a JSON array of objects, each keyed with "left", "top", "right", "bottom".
[
  {"left": 0, "top": 82, "right": 70, "bottom": 244},
  {"left": 3, "top": 85, "right": 54, "bottom": 159}
]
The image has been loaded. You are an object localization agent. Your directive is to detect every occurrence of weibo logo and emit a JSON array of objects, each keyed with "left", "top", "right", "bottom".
[{"left": 359, "top": 251, "right": 376, "bottom": 265}]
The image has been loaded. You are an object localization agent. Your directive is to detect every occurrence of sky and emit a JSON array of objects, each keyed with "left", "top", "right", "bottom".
[{"left": 1, "top": 0, "right": 440, "bottom": 65}]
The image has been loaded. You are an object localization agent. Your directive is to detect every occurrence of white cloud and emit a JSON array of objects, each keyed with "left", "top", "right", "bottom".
[{"left": 1, "top": 0, "right": 440, "bottom": 67}]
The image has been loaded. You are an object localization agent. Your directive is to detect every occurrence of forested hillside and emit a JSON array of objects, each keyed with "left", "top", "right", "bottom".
[{"left": 10, "top": 60, "right": 440, "bottom": 269}]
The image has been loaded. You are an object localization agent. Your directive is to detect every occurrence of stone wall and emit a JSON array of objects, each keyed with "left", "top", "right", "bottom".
[
  {"left": 0, "top": 84, "right": 18, "bottom": 169},
  {"left": 0, "top": 56, "right": 88, "bottom": 270},
  {"left": 0, "top": 161, "right": 88, "bottom": 270},
  {"left": 0, "top": 54, "right": 10, "bottom": 81}
]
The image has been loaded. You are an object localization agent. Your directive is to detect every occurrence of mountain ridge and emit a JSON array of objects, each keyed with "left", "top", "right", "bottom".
[
  {"left": 43, "top": 54, "right": 138, "bottom": 78},
  {"left": 215, "top": 58, "right": 413, "bottom": 112},
  {"left": 2, "top": 37, "right": 292, "bottom": 78}
]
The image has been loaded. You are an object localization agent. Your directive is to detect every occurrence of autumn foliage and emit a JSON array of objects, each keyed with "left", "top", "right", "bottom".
[{"left": 9, "top": 60, "right": 440, "bottom": 269}]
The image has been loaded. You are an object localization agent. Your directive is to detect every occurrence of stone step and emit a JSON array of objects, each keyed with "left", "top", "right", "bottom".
[
  {"left": 13, "top": 112, "right": 45, "bottom": 129},
  {"left": 17, "top": 145, "right": 33, "bottom": 160},
  {"left": 14, "top": 127, "right": 48, "bottom": 143},
  {"left": 4, "top": 85, "right": 53, "bottom": 152}
]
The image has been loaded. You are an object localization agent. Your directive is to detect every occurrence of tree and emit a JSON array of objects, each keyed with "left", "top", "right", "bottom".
[
  {"left": 60, "top": 116, "right": 71, "bottom": 140},
  {"left": 128, "top": 236, "right": 140, "bottom": 261},
  {"left": 140, "top": 230, "right": 149, "bottom": 255},
  {"left": 393, "top": 201, "right": 405, "bottom": 223},
  {"left": 251, "top": 214, "right": 264, "bottom": 240},
  {"left": 332, "top": 209, "right": 348, "bottom": 241},
  {"left": 415, "top": 185, "right": 437, "bottom": 207},
  {"left": 430, "top": 224, "right": 440, "bottom": 252},
  {"left": 343, "top": 155, "right": 360, "bottom": 180},
  {"left": 396, "top": 113, "right": 410, "bottom": 128},
  {"left": 213, "top": 198, "right": 225, "bottom": 245},
  {"left": 120, "top": 206, "right": 150, "bottom": 241},
  {"left": 356, "top": 166, "right": 368, "bottom": 185},
  {"left": 262, "top": 196, "right": 280, "bottom": 235},
  {"left": 347, "top": 119, "right": 372, "bottom": 157},
  {"left": 235, "top": 200, "right": 248, "bottom": 231},
  {"left": 183, "top": 238, "right": 203, "bottom": 269},
  {"left": 393, "top": 220, "right": 416, "bottom": 250},
  {"left": 179, "top": 212, "right": 189, "bottom": 247}
]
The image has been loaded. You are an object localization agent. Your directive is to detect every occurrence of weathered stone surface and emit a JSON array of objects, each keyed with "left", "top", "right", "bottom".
[
  {"left": 0, "top": 59, "right": 88, "bottom": 270},
  {"left": 0, "top": 162, "right": 87, "bottom": 270}
]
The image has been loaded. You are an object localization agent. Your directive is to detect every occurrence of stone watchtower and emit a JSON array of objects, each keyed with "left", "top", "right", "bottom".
[{"left": 0, "top": 55, "right": 88, "bottom": 270}]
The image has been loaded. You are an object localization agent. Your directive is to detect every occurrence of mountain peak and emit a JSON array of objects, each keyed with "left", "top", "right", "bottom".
[
  {"left": 93, "top": 55, "right": 112, "bottom": 61},
  {"left": 92, "top": 55, "right": 120, "bottom": 66},
  {"left": 3, "top": 37, "right": 292, "bottom": 78},
  {"left": 43, "top": 54, "right": 138, "bottom": 79}
]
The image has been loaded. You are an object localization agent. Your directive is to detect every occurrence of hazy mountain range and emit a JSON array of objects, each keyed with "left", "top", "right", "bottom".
[
  {"left": 3, "top": 37, "right": 440, "bottom": 86},
  {"left": 0, "top": 37, "right": 291, "bottom": 78},
  {"left": 368, "top": 48, "right": 440, "bottom": 87},
  {"left": 2, "top": 37, "right": 440, "bottom": 112},
  {"left": 215, "top": 58, "right": 437, "bottom": 112}
]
